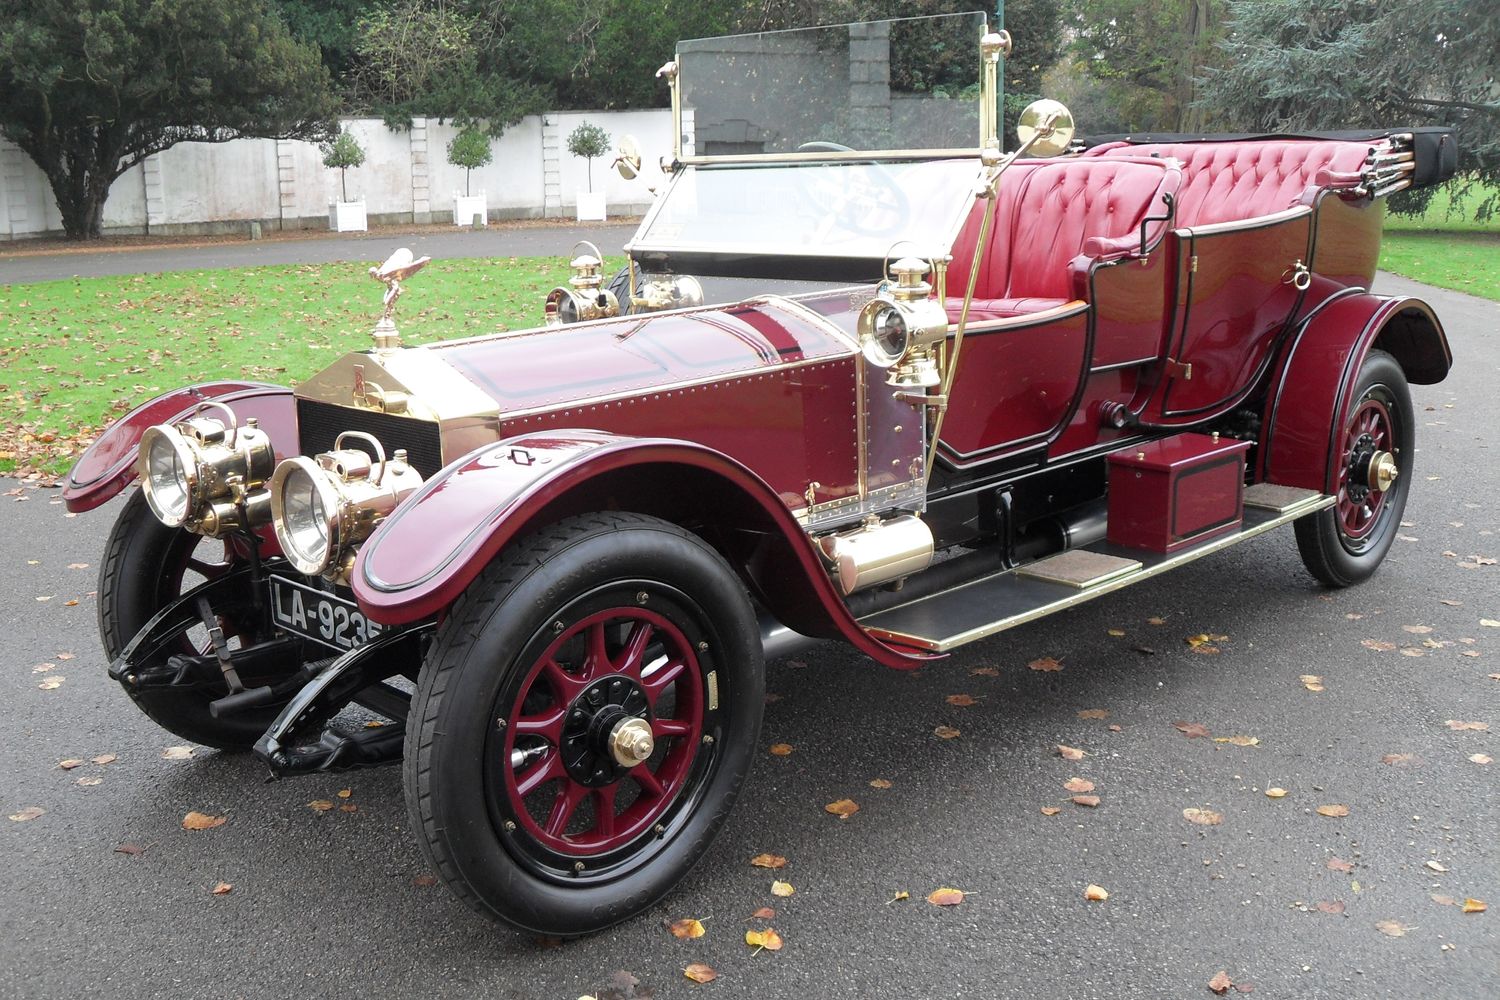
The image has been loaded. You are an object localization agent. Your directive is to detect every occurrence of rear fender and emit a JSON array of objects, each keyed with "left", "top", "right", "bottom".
[
  {"left": 1259, "top": 294, "right": 1450, "bottom": 491},
  {"left": 63, "top": 382, "right": 296, "bottom": 513},
  {"left": 351, "top": 430, "right": 931, "bottom": 669}
]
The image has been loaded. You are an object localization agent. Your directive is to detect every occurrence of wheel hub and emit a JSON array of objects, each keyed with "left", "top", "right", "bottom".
[
  {"left": 559, "top": 674, "right": 651, "bottom": 787},
  {"left": 607, "top": 716, "right": 655, "bottom": 767},
  {"left": 1366, "top": 450, "right": 1398, "bottom": 492}
]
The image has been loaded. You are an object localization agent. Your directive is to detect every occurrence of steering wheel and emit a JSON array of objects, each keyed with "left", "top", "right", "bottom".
[{"left": 791, "top": 140, "right": 910, "bottom": 239}]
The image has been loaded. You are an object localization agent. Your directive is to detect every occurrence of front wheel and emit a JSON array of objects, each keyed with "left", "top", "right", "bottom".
[
  {"left": 404, "top": 513, "right": 764, "bottom": 935},
  {"left": 1294, "top": 349, "right": 1414, "bottom": 587}
]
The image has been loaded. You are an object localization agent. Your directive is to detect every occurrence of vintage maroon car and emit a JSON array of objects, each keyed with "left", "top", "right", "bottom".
[{"left": 64, "top": 13, "right": 1455, "bottom": 934}]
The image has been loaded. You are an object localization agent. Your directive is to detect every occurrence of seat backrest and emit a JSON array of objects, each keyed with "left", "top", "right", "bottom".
[
  {"left": 1084, "top": 140, "right": 1373, "bottom": 228},
  {"left": 947, "top": 158, "right": 1178, "bottom": 301}
]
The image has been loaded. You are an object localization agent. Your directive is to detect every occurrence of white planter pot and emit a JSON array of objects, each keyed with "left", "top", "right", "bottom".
[
  {"left": 329, "top": 200, "right": 368, "bottom": 233},
  {"left": 576, "top": 191, "right": 607, "bottom": 222},
  {"left": 454, "top": 192, "right": 488, "bottom": 227}
]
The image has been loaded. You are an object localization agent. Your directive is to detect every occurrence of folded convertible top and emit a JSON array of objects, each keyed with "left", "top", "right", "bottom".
[{"left": 1082, "top": 127, "right": 1457, "bottom": 188}]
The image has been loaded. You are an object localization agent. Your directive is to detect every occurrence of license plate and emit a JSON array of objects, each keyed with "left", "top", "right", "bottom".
[{"left": 269, "top": 576, "right": 383, "bottom": 652}]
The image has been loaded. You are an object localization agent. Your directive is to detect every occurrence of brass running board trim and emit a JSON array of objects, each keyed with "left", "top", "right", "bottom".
[
  {"left": 1243, "top": 482, "right": 1321, "bottom": 514},
  {"left": 861, "top": 493, "right": 1333, "bottom": 652}
]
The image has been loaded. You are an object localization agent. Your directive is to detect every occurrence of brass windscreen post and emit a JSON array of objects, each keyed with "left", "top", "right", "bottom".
[
  {"left": 978, "top": 30, "right": 1012, "bottom": 153},
  {"left": 657, "top": 61, "right": 681, "bottom": 165}
]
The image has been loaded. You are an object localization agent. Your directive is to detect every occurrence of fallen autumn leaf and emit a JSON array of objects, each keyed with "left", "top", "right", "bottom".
[
  {"left": 1316, "top": 804, "right": 1351, "bottom": 818},
  {"left": 945, "top": 693, "right": 977, "bottom": 707},
  {"left": 1174, "top": 721, "right": 1212, "bottom": 739},
  {"left": 1461, "top": 899, "right": 1487, "bottom": 914},
  {"left": 1183, "top": 807, "right": 1223, "bottom": 826},
  {"left": 926, "top": 887, "right": 965, "bottom": 906},
  {"left": 1057, "top": 744, "right": 1086, "bottom": 760},
  {"left": 1208, "top": 970, "right": 1233, "bottom": 994},
  {"left": 744, "top": 928, "right": 783, "bottom": 951},
  {"left": 934, "top": 725, "right": 961, "bottom": 740},
  {"left": 869, "top": 778, "right": 893, "bottom": 789},
  {"left": 1063, "top": 777, "right": 1095, "bottom": 794},
  {"left": 683, "top": 963, "right": 717, "bottom": 984},
  {"left": 1028, "top": 656, "right": 1063, "bottom": 672},
  {"left": 182, "top": 811, "right": 226, "bottom": 831},
  {"left": 1265, "top": 787, "right": 1288, "bottom": 798},
  {"left": 211, "top": 882, "right": 233, "bottom": 896},
  {"left": 669, "top": 918, "right": 706, "bottom": 939},
  {"left": 770, "top": 880, "right": 794, "bottom": 897},
  {"left": 8, "top": 807, "right": 44, "bottom": 822},
  {"left": 824, "top": 799, "right": 859, "bottom": 819},
  {"left": 1375, "top": 919, "right": 1409, "bottom": 938},
  {"left": 768, "top": 743, "right": 793, "bottom": 756},
  {"left": 749, "top": 853, "right": 787, "bottom": 869},
  {"left": 1084, "top": 884, "right": 1108, "bottom": 901}
]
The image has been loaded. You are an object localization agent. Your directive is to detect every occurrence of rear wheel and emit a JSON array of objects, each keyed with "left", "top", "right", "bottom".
[
  {"left": 1294, "top": 349, "right": 1413, "bottom": 587},
  {"left": 99, "top": 489, "right": 282, "bottom": 749},
  {"left": 404, "top": 513, "right": 763, "bottom": 935}
]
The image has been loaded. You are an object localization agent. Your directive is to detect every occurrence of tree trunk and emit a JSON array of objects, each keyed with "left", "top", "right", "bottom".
[{"left": 41, "top": 151, "right": 117, "bottom": 241}]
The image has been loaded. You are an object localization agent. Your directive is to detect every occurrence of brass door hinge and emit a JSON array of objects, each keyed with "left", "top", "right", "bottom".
[
  {"left": 1166, "top": 358, "right": 1193, "bottom": 380},
  {"left": 1188, "top": 254, "right": 1199, "bottom": 273}
]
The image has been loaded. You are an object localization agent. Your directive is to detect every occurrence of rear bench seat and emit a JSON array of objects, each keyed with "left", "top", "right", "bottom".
[
  {"left": 945, "top": 157, "right": 1181, "bottom": 322},
  {"left": 1081, "top": 139, "right": 1374, "bottom": 227}
]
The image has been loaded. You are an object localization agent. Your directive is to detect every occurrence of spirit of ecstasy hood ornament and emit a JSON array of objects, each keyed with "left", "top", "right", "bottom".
[{"left": 368, "top": 248, "right": 432, "bottom": 351}]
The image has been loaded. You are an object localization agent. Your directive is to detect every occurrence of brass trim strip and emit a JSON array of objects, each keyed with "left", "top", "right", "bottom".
[{"left": 863, "top": 494, "right": 1334, "bottom": 651}]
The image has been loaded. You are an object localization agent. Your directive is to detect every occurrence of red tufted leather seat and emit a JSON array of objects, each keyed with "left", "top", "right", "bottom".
[
  {"left": 1083, "top": 140, "right": 1372, "bottom": 228},
  {"left": 946, "top": 158, "right": 1180, "bottom": 320}
]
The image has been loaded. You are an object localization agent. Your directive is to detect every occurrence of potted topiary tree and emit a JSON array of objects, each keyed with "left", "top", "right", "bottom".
[
  {"left": 322, "top": 127, "right": 368, "bottom": 232},
  {"left": 447, "top": 126, "right": 492, "bottom": 227},
  {"left": 567, "top": 121, "right": 611, "bottom": 221}
]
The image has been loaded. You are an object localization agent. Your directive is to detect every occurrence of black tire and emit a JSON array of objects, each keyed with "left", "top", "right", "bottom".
[
  {"left": 605, "top": 265, "right": 632, "bottom": 314},
  {"left": 404, "top": 512, "right": 763, "bottom": 935},
  {"left": 99, "top": 489, "right": 281, "bottom": 749},
  {"left": 1294, "top": 349, "right": 1414, "bottom": 587}
]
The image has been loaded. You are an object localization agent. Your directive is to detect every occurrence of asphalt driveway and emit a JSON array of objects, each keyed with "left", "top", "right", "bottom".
[{"left": 0, "top": 274, "right": 1495, "bottom": 999}]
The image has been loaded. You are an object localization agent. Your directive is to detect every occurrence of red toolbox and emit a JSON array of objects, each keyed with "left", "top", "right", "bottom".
[{"left": 1107, "top": 433, "right": 1251, "bottom": 554}]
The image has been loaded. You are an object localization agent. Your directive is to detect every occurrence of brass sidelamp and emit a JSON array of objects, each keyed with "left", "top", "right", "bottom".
[
  {"left": 856, "top": 257, "right": 950, "bottom": 388},
  {"left": 544, "top": 241, "right": 621, "bottom": 325}
]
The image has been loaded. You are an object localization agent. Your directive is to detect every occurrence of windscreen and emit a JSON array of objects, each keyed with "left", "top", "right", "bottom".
[{"left": 678, "top": 12, "right": 988, "bottom": 155}]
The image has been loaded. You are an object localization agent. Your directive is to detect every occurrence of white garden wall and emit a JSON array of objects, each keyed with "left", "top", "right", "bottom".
[{"left": 0, "top": 109, "right": 674, "bottom": 242}]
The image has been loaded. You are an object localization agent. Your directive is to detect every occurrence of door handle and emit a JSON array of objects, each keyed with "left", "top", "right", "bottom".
[{"left": 1282, "top": 259, "right": 1311, "bottom": 291}]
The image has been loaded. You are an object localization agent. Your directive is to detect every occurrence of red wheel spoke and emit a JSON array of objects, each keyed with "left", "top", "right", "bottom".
[
  {"left": 634, "top": 765, "right": 666, "bottom": 799},
  {"left": 584, "top": 621, "right": 610, "bottom": 681},
  {"left": 545, "top": 781, "right": 589, "bottom": 838},
  {"left": 653, "top": 718, "right": 692, "bottom": 738},
  {"left": 515, "top": 706, "right": 566, "bottom": 743},
  {"left": 614, "top": 621, "right": 655, "bottom": 676},
  {"left": 592, "top": 785, "right": 619, "bottom": 838},
  {"left": 541, "top": 658, "right": 584, "bottom": 701},
  {"left": 641, "top": 658, "right": 686, "bottom": 707},
  {"left": 515, "top": 749, "right": 563, "bottom": 798}
]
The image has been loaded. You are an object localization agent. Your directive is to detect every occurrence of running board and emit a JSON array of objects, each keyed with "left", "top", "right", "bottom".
[{"left": 860, "top": 487, "right": 1332, "bottom": 653}]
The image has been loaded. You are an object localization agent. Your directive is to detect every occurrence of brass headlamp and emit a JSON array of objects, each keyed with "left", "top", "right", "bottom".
[
  {"left": 856, "top": 257, "right": 950, "bottom": 388},
  {"left": 268, "top": 432, "right": 424, "bottom": 580},
  {"left": 136, "top": 401, "right": 276, "bottom": 535},
  {"left": 631, "top": 272, "right": 704, "bottom": 313},
  {"left": 544, "top": 241, "right": 620, "bottom": 326}
]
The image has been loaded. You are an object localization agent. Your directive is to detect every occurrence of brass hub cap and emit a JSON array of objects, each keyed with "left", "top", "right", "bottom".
[
  {"left": 608, "top": 716, "right": 655, "bottom": 768},
  {"left": 1366, "top": 451, "right": 1399, "bottom": 493}
]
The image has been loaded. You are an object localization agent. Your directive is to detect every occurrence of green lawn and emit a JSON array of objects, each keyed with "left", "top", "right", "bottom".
[
  {"left": 0, "top": 256, "right": 617, "bottom": 477},
  {"left": 1380, "top": 178, "right": 1500, "bottom": 299}
]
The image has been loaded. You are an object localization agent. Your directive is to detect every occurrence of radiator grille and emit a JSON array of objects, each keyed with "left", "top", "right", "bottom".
[{"left": 295, "top": 399, "right": 445, "bottom": 479}]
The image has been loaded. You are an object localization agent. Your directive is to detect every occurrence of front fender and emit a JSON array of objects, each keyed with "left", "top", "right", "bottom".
[
  {"left": 352, "top": 430, "right": 930, "bottom": 669},
  {"left": 1259, "top": 293, "right": 1450, "bottom": 491},
  {"left": 63, "top": 382, "right": 297, "bottom": 513}
]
